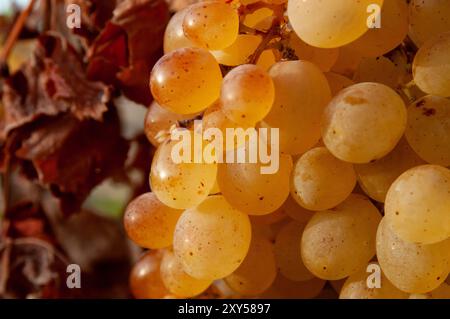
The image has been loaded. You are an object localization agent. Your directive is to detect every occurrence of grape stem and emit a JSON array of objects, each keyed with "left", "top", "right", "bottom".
[{"left": 247, "top": 23, "right": 280, "bottom": 64}]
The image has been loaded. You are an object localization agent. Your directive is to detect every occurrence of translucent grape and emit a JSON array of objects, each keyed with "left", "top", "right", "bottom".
[
  {"left": 124, "top": 193, "right": 182, "bottom": 249},
  {"left": 243, "top": 8, "right": 274, "bottom": 31},
  {"left": 281, "top": 195, "right": 313, "bottom": 224},
  {"left": 225, "top": 232, "right": 277, "bottom": 295},
  {"left": 163, "top": 8, "right": 195, "bottom": 53},
  {"left": 291, "top": 147, "right": 356, "bottom": 211},
  {"left": 288, "top": 33, "right": 339, "bottom": 72},
  {"left": 250, "top": 207, "right": 287, "bottom": 225},
  {"left": 301, "top": 194, "right": 382, "bottom": 280},
  {"left": 274, "top": 221, "right": 314, "bottom": 282},
  {"left": 346, "top": 0, "right": 408, "bottom": 57},
  {"left": 160, "top": 250, "right": 212, "bottom": 297},
  {"left": 150, "top": 135, "right": 218, "bottom": 209},
  {"left": 339, "top": 262, "right": 408, "bottom": 299},
  {"left": 173, "top": 195, "right": 252, "bottom": 280},
  {"left": 221, "top": 64, "right": 274, "bottom": 126},
  {"left": 413, "top": 32, "right": 450, "bottom": 98},
  {"left": 405, "top": 95, "right": 450, "bottom": 166},
  {"left": 408, "top": 0, "right": 450, "bottom": 47},
  {"left": 331, "top": 46, "right": 363, "bottom": 78},
  {"left": 287, "top": 0, "right": 384, "bottom": 48},
  {"left": 260, "top": 274, "right": 326, "bottom": 299},
  {"left": 211, "top": 34, "right": 275, "bottom": 68},
  {"left": 130, "top": 251, "right": 169, "bottom": 299},
  {"left": 217, "top": 154, "right": 293, "bottom": 215},
  {"left": 355, "top": 138, "right": 425, "bottom": 203},
  {"left": 182, "top": 0, "right": 239, "bottom": 50},
  {"left": 150, "top": 47, "right": 222, "bottom": 114},
  {"left": 376, "top": 218, "right": 450, "bottom": 293},
  {"left": 144, "top": 101, "right": 194, "bottom": 147},
  {"left": 322, "top": 82, "right": 407, "bottom": 163},
  {"left": 353, "top": 57, "right": 402, "bottom": 89},
  {"left": 385, "top": 165, "right": 450, "bottom": 244},
  {"left": 324, "top": 72, "right": 354, "bottom": 96},
  {"left": 263, "top": 61, "right": 331, "bottom": 155}
]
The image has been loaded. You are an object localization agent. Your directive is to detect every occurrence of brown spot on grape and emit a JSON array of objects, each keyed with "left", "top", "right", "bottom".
[{"left": 345, "top": 96, "right": 368, "bottom": 105}]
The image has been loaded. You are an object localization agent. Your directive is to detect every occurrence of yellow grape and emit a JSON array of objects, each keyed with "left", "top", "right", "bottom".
[
  {"left": 339, "top": 262, "right": 408, "bottom": 299},
  {"left": 243, "top": 8, "right": 274, "bottom": 31},
  {"left": 324, "top": 72, "right": 354, "bottom": 96},
  {"left": 413, "top": 31, "right": 450, "bottom": 98},
  {"left": 124, "top": 193, "right": 182, "bottom": 249},
  {"left": 287, "top": 0, "right": 384, "bottom": 48},
  {"left": 288, "top": 33, "right": 339, "bottom": 72},
  {"left": 144, "top": 101, "right": 194, "bottom": 147},
  {"left": 217, "top": 154, "right": 293, "bottom": 215},
  {"left": 355, "top": 138, "right": 425, "bottom": 203},
  {"left": 353, "top": 56, "right": 402, "bottom": 89},
  {"left": 263, "top": 61, "right": 331, "bottom": 155},
  {"left": 405, "top": 95, "right": 450, "bottom": 166},
  {"left": 291, "top": 147, "right": 356, "bottom": 211},
  {"left": 260, "top": 273, "right": 326, "bottom": 299},
  {"left": 409, "top": 282, "right": 450, "bottom": 299},
  {"left": 225, "top": 232, "right": 277, "bottom": 295},
  {"left": 250, "top": 207, "right": 287, "bottom": 225},
  {"left": 346, "top": 0, "right": 408, "bottom": 57},
  {"left": 173, "top": 195, "right": 252, "bottom": 280},
  {"left": 130, "top": 251, "right": 169, "bottom": 299},
  {"left": 385, "top": 165, "right": 450, "bottom": 244},
  {"left": 281, "top": 195, "right": 313, "bottom": 224},
  {"left": 160, "top": 250, "right": 212, "bottom": 298},
  {"left": 221, "top": 64, "right": 275, "bottom": 126},
  {"left": 322, "top": 82, "right": 407, "bottom": 163},
  {"left": 182, "top": 0, "right": 239, "bottom": 50},
  {"left": 203, "top": 101, "right": 253, "bottom": 151},
  {"left": 274, "top": 221, "right": 314, "bottom": 282},
  {"left": 408, "top": 0, "right": 450, "bottom": 47},
  {"left": 376, "top": 218, "right": 450, "bottom": 294},
  {"left": 150, "top": 135, "right": 218, "bottom": 209},
  {"left": 331, "top": 46, "right": 363, "bottom": 78},
  {"left": 150, "top": 47, "right": 222, "bottom": 114},
  {"left": 163, "top": 8, "right": 195, "bottom": 53},
  {"left": 211, "top": 34, "right": 275, "bottom": 68},
  {"left": 301, "top": 194, "right": 382, "bottom": 280}
]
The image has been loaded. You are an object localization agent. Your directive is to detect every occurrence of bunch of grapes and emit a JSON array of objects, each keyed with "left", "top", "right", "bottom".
[{"left": 125, "top": 0, "right": 450, "bottom": 299}]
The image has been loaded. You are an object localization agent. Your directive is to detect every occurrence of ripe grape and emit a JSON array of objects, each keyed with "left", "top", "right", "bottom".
[
  {"left": 160, "top": 249, "right": 212, "bottom": 297},
  {"left": 163, "top": 8, "right": 195, "bottom": 53},
  {"left": 124, "top": 193, "right": 182, "bottom": 249},
  {"left": 324, "top": 72, "right": 354, "bottom": 96},
  {"left": 353, "top": 57, "right": 402, "bottom": 89},
  {"left": 346, "top": 0, "right": 408, "bottom": 57},
  {"left": 322, "top": 82, "right": 407, "bottom": 163},
  {"left": 150, "top": 136, "right": 218, "bottom": 209},
  {"left": 405, "top": 95, "right": 450, "bottom": 166},
  {"left": 182, "top": 0, "right": 239, "bottom": 50},
  {"left": 301, "top": 194, "right": 381, "bottom": 280},
  {"left": 408, "top": 0, "right": 450, "bottom": 47},
  {"left": 260, "top": 274, "right": 326, "bottom": 299},
  {"left": 355, "top": 138, "right": 425, "bottom": 203},
  {"left": 281, "top": 195, "right": 313, "bottom": 224},
  {"left": 339, "top": 262, "right": 408, "bottom": 299},
  {"left": 250, "top": 206, "right": 287, "bottom": 225},
  {"left": 217, "top": 153, "right": 293, "bottom": 215},
  {"left": 385, "top": 165, "right": 450, "bottom": 244},
  {"left": 413, "top": 31, "right": 450, "bottom": 98},
  {"left": 331, "top": 46, "right": 363, "bottom": 78},
  {"left": 173, "top": 195, "right": 252, "bottom": 280},
  {"left": 274, "top": 221, "right": 314, "bottom": 282},
  {"left": 144, "top": 101, "right": 194, "bottom": 147},
  {"left": 130, "top": 251, "right": 169, "bottom": 299},
  {"left": 287, "top": 33, "right": 339, "bottom": 72},
  {"left": 211, "top": 34, "right": 275, "bottom": 68},
  {"left": 376, "top": 218, "right": 450, "bottom": 294},
  {"left": 263, "top": 61, "right": 331, "bottom": 155},
  {"left": 221, "top": 64, "right": 275, "bottom": 126},
  {"left": 150, "top": 47, "right": 222, "bottom": 114},
  {"left": 225, "top": 232, "right": 277, "bottom": 296},
  {"left": 291, "top": 147, "right": 356, "bottom": 211},
  {"left": 287, "top": 0, "right": 384, "bottom": 48}
]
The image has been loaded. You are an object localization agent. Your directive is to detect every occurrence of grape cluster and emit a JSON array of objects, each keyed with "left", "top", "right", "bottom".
[{"left": 126, "top": 0, "right": 450, "bottom": 299}]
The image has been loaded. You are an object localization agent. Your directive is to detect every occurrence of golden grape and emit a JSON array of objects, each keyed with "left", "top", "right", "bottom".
[
  {"left": 324, "top": 72, "right": 354, "bottom": 96},
  {"left": 353, "top": 56, "right": 402, "bottom": 89},
  {"left": 164, "top": 8, "right": 195, "bottom": 53}
]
